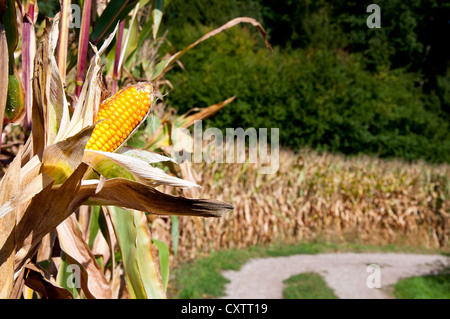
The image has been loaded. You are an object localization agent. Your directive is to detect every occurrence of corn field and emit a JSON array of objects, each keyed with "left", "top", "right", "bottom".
[
  {"left": 152, "top": 147, "right": 449, "bottom": 263},
  {"left": 1, "top": 0, "right": 448, "bottom": 299}
]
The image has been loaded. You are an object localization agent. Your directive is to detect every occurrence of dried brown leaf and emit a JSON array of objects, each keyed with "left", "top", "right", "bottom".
[
  {"left": 14, "top": 163, "right": 91, "bottom": 272},
  {"left": 80, "top": 178, "right": 234, "bottom": 218},
  {"left": 23, "top": 263, "right": 73, "bottom": 299},
  {"left": 56, "top": 214, "right": 112, "bottom": 299},
  {"left": 31, "top": 18, "right": 52, "bottom": 158},
  {"left": 154, "top": 17, "right": 272, "bottom": 81},
  {"left": 41, "top": 124, "right": 95, "bottom": 184},
  {"left": 0, "top": 147, "right": 22, "bottom": 298}
]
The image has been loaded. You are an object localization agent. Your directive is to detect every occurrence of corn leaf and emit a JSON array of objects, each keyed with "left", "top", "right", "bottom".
[
  {"left": 90, "top": 0, "right": 139, "bottom": 45},
  {"left": 77, "top": 177, "right": 233, "bottom": 218},
  {"left": 0, "top": 23, "right": 8, "bottom": 151},
  {"left": 41, "top": 13, "right": 70, "bottom": 145},
  {"left": 108, "top": 206, "right": 165, "bottom": 298},
  {"left": 61, "top": 24, "right": 118, "bottom": 141},
  {"left": 83, "top": 150, "right": 198, "bottom": 188},
  {"left": 0, "top": 146, "right": 21, "bottom": 298},
  {"left": 152, "top": 17, "right": 272, "bottom": 81},
  {"left": 118, "top": 3, "right": 140, "bottom": 73},
  {"left": 14, "top": 162, "right": 91, "bottom": 273},
  {"left": 2, "top": 0, "right": 18, "bottom": 68},
  {"left": 56, "top": 214, "right": 112, "bottom": 299},
  {"left": 88, "top": 206, "right": 102, "bottom": 248},
  {"left": 56, "top": 251, "right": 80, "bottom": 298},
  {"left": 151, "top": 238, "right": 169, "bottom": 292},
  {"left": 134, "top": 211, "right": 166, "bottom": 298},
  {"left": 48, "top": 53, "right": 70, "bottom": 145},
  {"left": 107, "top": 206, "right": 145, "bottom": 298},
  {"left": 119, "top": 147, "right": 176, "bottom": 164},
  {"left": 42, "top": 124, "right": 96, "bottom": 184},
  {"left": 21, "top": 4, "right": 36, "bottom": 129},
  {"left": 170, "top": 215, "right": 179, "bottom": 258},
  {"left": 24, "top": 263, "right": 74, "bottom": 299},
  {"left": 57, "top": 1, "right": 70, "bottom": 82},
  {"left": 75, "top": 0, "right": 92, "bottom": 96},
  {"left": 177, "top": 96, "right": 236, "bottom": 128},
  {"left": 0, "top": 159, "right": 48, "bottom": 223},
  {"left": 31, "top": 21, "right": 49, "bottom": 157},
  {"left": 129, "top": 13, "right": 152, "bottom": 56},
  {"left": 151, "top": 0, "right": 164, "bottom": 40},
  {"left": 32, "top": 14, "right": 68, "bottom": 146}
]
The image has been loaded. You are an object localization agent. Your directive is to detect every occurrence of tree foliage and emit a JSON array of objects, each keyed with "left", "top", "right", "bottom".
[{"left": 161, "top": 0, "right": 450, "bottom": 163}]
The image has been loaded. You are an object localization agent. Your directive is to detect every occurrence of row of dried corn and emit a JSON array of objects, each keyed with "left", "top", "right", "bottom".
[{"left": 152, "top": 148, "right": 449, "bottom": 263}]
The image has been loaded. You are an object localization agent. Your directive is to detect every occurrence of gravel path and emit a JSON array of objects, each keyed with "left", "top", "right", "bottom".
[{"left": 221, "top": 253, "right": 449, "bottom": 299}]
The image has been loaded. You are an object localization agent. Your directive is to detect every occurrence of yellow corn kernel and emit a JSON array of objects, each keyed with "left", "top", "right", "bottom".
[{"left": 85, "top": 82, "right": 153, "bottom": 152}]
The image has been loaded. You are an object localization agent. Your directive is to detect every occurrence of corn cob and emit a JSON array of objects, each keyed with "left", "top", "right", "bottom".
[{"left": 86, "top": 83, "right": 153, "bottom": 152}]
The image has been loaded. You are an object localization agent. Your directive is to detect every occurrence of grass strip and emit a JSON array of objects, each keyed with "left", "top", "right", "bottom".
[{"left": 282, "top": 272, "right": 339, "bottom": 299}]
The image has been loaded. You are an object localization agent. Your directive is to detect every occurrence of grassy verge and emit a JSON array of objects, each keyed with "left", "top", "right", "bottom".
[
  {"left": 167, "top": 241, "right": 445, "bottom": 299},
  {"left": 392, "top": 264, "right": 450, "bottom": 299},
  {"left": 283, "top": 273, "right": 339, "bottom": 299}
]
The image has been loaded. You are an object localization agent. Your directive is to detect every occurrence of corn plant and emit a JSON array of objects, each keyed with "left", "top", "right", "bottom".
[
  {"left": 0, "top": 0, "right": 272, "bottom": 299},
  {"left": 158, "top": 148, "right": 449, "bottom": 263}
]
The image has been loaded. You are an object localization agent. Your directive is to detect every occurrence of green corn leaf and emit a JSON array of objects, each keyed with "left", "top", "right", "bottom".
[
  {"left": 91, "top": 0, "right": 140, "bottom": 45},
  {"left": 134, "top": 212, "right": 166, "bottom": 298},
  {"left": 108, "top": 206, "right": 145, "bottom": 299},
  {"left": 2, "top": 0, "right": 18, "bottom": 73},
  {"left": 57, "top": 251, "right": 80, "bottom": 299},
  {"left": 171, "top": 215, "right": 179, "bottom": 258},
  {"left": 108, "top": 206, "right": 166, "bottom": 299},
  {"left": 152, "top": 238, "right": 169, "bottom": 292},
  {"left": 152, "top": 0, "right": 164, "bottom": 40},
  {"left": 88, "top": 206, "right": 102, "bottom": 248}
]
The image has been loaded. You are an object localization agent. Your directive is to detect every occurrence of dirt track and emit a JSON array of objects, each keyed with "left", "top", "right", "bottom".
[{"left": 221, "top": 253, "right": 449, "bottom": 299}]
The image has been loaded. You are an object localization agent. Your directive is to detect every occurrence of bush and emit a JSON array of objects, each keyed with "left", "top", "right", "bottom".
[
  {"left": 165, "top": 29, "right": 450, "bottom": 162},
  {"left": 162, "top": 0, "right": 450, "bottom": 163}
]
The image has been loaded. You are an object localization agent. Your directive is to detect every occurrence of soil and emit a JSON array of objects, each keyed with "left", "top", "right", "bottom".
[{"left": 221, "top": 252, "right": 449, "bottom": 299}]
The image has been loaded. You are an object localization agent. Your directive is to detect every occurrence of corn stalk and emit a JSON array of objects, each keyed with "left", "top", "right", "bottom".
[{"left": 0, "top": 0, "right": 279, "bottom": 298}]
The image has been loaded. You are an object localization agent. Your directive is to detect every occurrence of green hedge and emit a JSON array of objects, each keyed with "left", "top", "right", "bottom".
[
  {"left": 159, "top": 0, "right": 450, "bottom": 163},
  {"left": 164, "top": 26, "right": 450, "bottom": 162}
]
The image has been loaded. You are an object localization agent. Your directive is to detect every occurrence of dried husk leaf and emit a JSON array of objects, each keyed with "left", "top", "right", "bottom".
[
  {"left": 31, "top": 19, "right": 51, "bottom": 158},
  {"left": 41, "top": 124, "right": 96, "bottom": 184},
  {"left": 56, "top": 214, "right": 112, "bottom": 299},
  {"left": 177, "top": 96, "right": 236, "bottom": 128},
  {"left": 153, "top": 17, "right": 272, "bottom": 80},
  {"left": 38, "top": 13, "right": 71, "bottom": 146},
  {"left": 36, "top": 232, "right": 55, "bottom": 263},
  {"left": 14, "top": 163, "right": 91, "bottom": 273},
  {"left": 0, "top": 147, "right": 22, "bottom": 298},
  {"left": 78, "top": 178, "right": 233, "bottom": 218},
  {"left": 91, "top": 230, "right": 111, "bottom": 267},
  {"left": 23, "top": 263, "right": 73, "bottom": 299}
]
